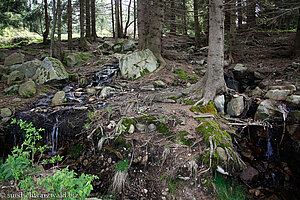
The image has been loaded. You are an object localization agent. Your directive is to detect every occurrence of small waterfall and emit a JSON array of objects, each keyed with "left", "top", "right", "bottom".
[
  {"left": 266, "top": 132, "right": 274, "bottom": 161},
  {"left": 50, "top": 115, "right": 59, "bottom": 155}
]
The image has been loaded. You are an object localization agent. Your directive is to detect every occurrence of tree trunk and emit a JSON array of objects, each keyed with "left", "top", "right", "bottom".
[
  {"left": 43, "top": 0, "right": 49, "bottom": 44},
  {"left": 115, "top": 0, "right": 120, "bottom": 42},
  {"left": 238, "top": 0, "right": 243, "bottom": 29},
  {"left": 124, "top": 0, "right": 132, "bottom": 37},
  {"left": 50, "top": 0, "right": 57, "bottom": 57},
  {"left": 170, "top": 0, "right": 176, "bottom": 34},
  {"left": 111, "top": 0, "right": 115, "bottom": 38},
  {"left": 246, "top": 0, "right": 256, "bottom": 28},
  {"left": 57, "top": 0, "right": 62, "bottom": 58},
  {"left": 295, "top": 9, "right": 300, "bottom": 57},
  {"left": 80, "top": 0, "right": 85, "bottom": 47},
  {"left": 91, "top": 0, "right": 97, "bottom": 40},
  {"left": 119, "top": 0, "right": 124, "bottom": 38},
  {"left": 182, "top": 0, "right": 187, "bottom": 35},
  {"left": 194, "top": 0, "right": 201, "bottom": 47},
  {"left": 224, "top": 0, "right": 230, "bottom": 31},
  {"left": 229, "top": 0, "right": 236, "bottom": 62},
  {"left": 86, "top": 0, "right": 91, "bottom": 38},
  {"left": 137, "top": 0, "right": 148, "bottom": 49},
  {"left": 67, "top": 0, "right": 72, "bottom": 49},
  {"left": 134, "top": 0, "right": 136, "bottom": 39}
]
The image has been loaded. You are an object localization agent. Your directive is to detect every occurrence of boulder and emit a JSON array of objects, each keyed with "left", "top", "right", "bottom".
[
  {"left": 33, "top": 57, "right": 68, "bottom": 84},
  {"left": 101, "top": 41, "right": 114, "bottom": 49},
  {"left": 249, "top": 86, "right": 264, "bottom": 97},
  {"left": 52, "top": 91, "right": 65, "bottom": 105},
  {"left": 4, "top": 52, "right": 25, "bottom": 66},
  {"left": 63, "top": 52, "right": 92, "bottom": 67},
  {"left": 286, "top": 124, "right": 300, "bottom": 141},
  {"left": 1, "top": 108, "right": 13, "bottom": 118},
  {"left": 7, "top": 70, "right": 25, "bottom": 85},
  {"left": 227, "top": 96, "right": 244, "bottom": 116},
  {"left": 9, "top": 60, "right": 41, "bottom": 78},
  {"left": 119, "top": 49, "right": 159, "bottom": 80},
  {"left": 286, "top": 95, "right": 300, "bottom": 105},
  {"left": 214, "top": 95, "right": 225, "bottom": 114},
  {"left": 265, "top": 89, "right": 291, "bottom": 101},
  {"left": 255, "top": 99, "right": 282, "bottom": 120},
  {"left": 240, "top": 166, "right": 259, "bottom": 182},
  {"left": 18, "top": 80, "right": 37, "bottom": 98}
]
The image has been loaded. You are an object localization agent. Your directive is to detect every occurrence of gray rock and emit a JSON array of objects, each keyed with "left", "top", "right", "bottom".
[
  {"left": 136, "top": 123, "right": 146, "bottom": 131},
  {"left": 128, "top": 124, "right": 135, "bottom": 134},
  {"left": 265, "top": 89, "right": 291, "bottom": 101},
  {"left": 18, "top": 81, "right": 36, "bottom": 98},
  {"left": 227, "top": 96, "right": 244, "bottom": 116},
  {"left": 153, "top": 92, "right": 182, "bottom": 103},
  {"left": 33, "top": 57, "right": 68, "bottom": 84},
  {"left": 119, "top": 49, "right": 159, "bottom": 80},
  {"left": 249, "top": 86, "right": 264, "bottom": 97},
  {"left": 12, "top": 98, "right": 22, "bottom": 103},
  {"left": 101, "top": 87, "right": 116, "bottom": 96},
  {"left": 11, "top": 60, "right": 41, "bottom": 78},
  {"left": 1, "top": 108, "right": 13, "bottom": 118},
  {"left": 255, "top": 99, "right": 282, "bottom": 120},
  {"left": 122, "top": 40, "right": 135, "bottom": 51},
  {"left": 269, "top": 85, "right": 296, "bottom": 92},
  {"left": 141, "top": 84, "right": 155, "bottom": 91},
  {"left": 148, "top": 124, "right": 156, "bottom": 132},
  {"left": 286, "top": 124, "right": 300, "bottom": 141},
  {"left": 52, "top": 91, "right": 65, "bottom": 105},
  {"left": 63, "top": 52, "right": 92, "bottom": 67},
  {"left": 7, "top": 70, "right": 24, "bottom": 85},
  {"left": 254, "top": 71, "right": 265, "bottom": 80},
  {"left": 4, "top": 52, "right": 24, "bottom": 66},
  {"left": 286, "top": 95, "right": 300, "bottom": 105},
  {"left": 217, "top": 147, "right": 227, "bottom": 161},
  {"left": 196, "top": 59, "right": 205, "bottom": 65},
  {"left": 240, "top": 166, "right": 259, "bottom": 182},
  {"left": 86, "top": 88, "right": 96, "bottom": 95},
  {"left": 3, "top": 85, "right": 19, "bottom": 95},
  {"left": 154, "top": 80, "right": 166, "bottom": 88},
  {"left": 101, "top": 41, "right": 114, "bottom": 49},
  {"left": 233, "top": 64, "right": 247, "bottom": 73},
  {"left": 214, "top": 95, "right": 225, "bottom": 114}
]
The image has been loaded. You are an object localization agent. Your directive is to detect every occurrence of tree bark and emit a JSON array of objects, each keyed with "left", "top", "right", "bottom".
[
  {"left": 80, "top": 0, "right": 85, "bottom": 47},
  {"left": 238, "top": 0, "right": 243, "bottom": 29},
  {"left": 86, "top": 0, "right": 91, "bottom": 38},
  {"left": 224, "top": 0, "right": 230, "bottom": 31},
  {"left": 67, "top": 0, "right": 72, "bottom": 49},
  {"left": 115, "top": 0, "right": 120, "bottom": 42},
  {"left": 50, "top": 0, "right": 57, "bottom": 57},
  {"left": 246, "top": 0, "right": 256, "bottom": 28},
  {"left": 170, "top": 0, "right": 176, "bottom": 34},
  {"left": 229, "top": 0, "right": 236, "bottom": 62},
  {"left": 134, "top": 0, "right": 136, "bottom": 39},
  {"left": 137, "top": 0, "right": 149, "bottom": 49},
  {"left": 91, "top": 0, "right": 97, "bottom": 40},
  {"left": 57, "top": 0, "right": 62, "bottom": 58},
  {"left": 119, "top": 0, "right": 124, "bottom": 38},
  {"left": 295, "top": 9, "right": 300, "bottom": 57},
  {"left": 43, "top": 0, "right": 49, "bottom": 44},
  {"left": 194, "top": 0, "right": 201, "bottom": 47},
  {"left": 124, "top": 0, "right": 132, "bottom": 37},
  {"left": 111, "top": 0, "right": 115, "bottom": 38},
  {"left": 182, "top": 0, "right": 187, "bottom": 35}
]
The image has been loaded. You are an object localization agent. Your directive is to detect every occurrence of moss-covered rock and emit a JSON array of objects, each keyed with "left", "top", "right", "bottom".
[
  {"left": 18, "top": 80, "right": 36, "bottom": 98},
  {"left": 7, "top": 70, "right": 24, "bottom": 85},
  {"left": 4, "top": 52, "right": 24, "bottom": 66},
  {"left": 63, "top": 52, "right": 93, "bottom": 67}
]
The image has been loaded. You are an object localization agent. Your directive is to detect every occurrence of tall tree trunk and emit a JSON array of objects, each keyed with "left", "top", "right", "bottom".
[
  {"left": 86, "top": 0, "right": 91, "bottom": 38},
  {"left": 43, "top": 0, "right": 49, "bottom": 44},
  {"left": 229, "top": 0, "right": 236, "bottom": 62},
  {"left": 111, "top": 0, "right": 115, "bottom": 38},
  {"left": 224, "top": 0, "right": 230, "bottom": 31},
  {"left": 119, "top": 0, "right": 124, "bottom": 38},
  {"left": 134, "top": 0, "right": 136, "bottom": 39},
  {"left": 124, "top": 0, "right": 132, "bottom": 36},
  {"left": 170, "top": 0, "right": 176, "bottom": 34},
  {"left": 238, "top": 0, "right": 243, "bottom": 29},
  {"left": 137, "top": 0, "right": 149, "bottom": 50},
  {"left": 91, "top": 0, "right": 97, "bottom": 40},
  {"left": 68, "top": 0, "right": 72, "bottom": 49},
  {"left": 182, "top": 0, "right": 187, "bottom": 35},
  {"left": 80, "top": 0, "right": 85, "bottom": 47},
  {"left": 50, "top": 0, "right": 57, "bottom": 57},
  {"left": 246, "top": 0, "right": 256, "bottom": 28},
  {"left": 295, "top": 9, "right": 300, "bottom": 57},
  {"left": 115, "top": 0, "right": 120, "bottom": 42},
  {"left": 194, "top": 0, "right": 201, "bottom": 47},
  {"left": 57, "top": 0, "right": 62, "bottom": 58}
]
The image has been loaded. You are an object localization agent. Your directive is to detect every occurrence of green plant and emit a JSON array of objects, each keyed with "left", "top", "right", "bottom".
[
  {"left": 115, "top": 160, "right": 129, "bottom": 172},
  {"left": 214, "top": 174, "right": 246, "bottom": 200}
]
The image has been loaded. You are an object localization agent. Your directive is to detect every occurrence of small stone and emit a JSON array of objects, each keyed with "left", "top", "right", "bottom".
[
  {"left": 88, "top": 96, "right": 96, "bottom": 103},
  {"left": 233, "top": 63, "right": 247, "bottom": 73},
  {"left": 148, "top": 124, "right": 156, "bottom": 132},
  {"left": 18, "top": 80, "right": 36, "bottom": 98},
  {"left": 136, "top": 123, "right": 146, "bottom": 131},
  {"left": 254, "top": 71, "right": 265, "bottom": 80},
  {"left": 179, "top": 118, "right": 186, "bottom": 125},
  {"left": 250, "top": 87, "right": 264, "bottom": 97},
  {"left": 108, "top": 157, "right": 112, "bottom": 164},
  {"left": 1, "top": 108, "right": 13, "bottom": 118},
  {"left": 101, "top": 87, "right": 116, "bottom": 96},
  {"left": 143, "top": 189, "right": 148, "bottom": 194},
  {"left": 52, "top": 91, "right": 65, "bottom": 105},
  {"left": 74, "top": 92, "right": 83, "bottom": 97},
  {"left": 216, "top": 147, "right": 227, "bottom": 161},
  {"left": 83, "top": 159, "right": 89, "bottom": 166},
  {"left": 12, "top": 98, "right": 21, "bottom": 103},
  {"left": 227, "top": 96, "right": 244, "bottom": 116},
  {"left": 286, "top": 95, "right": 300, "bottom": 105},
  {"left": 94, "top": 86, "right": 103, "bottom": 90},
  {"left": 128, "top": 124, "right": 135, "bottom": 134},
  {"left": 265, "top": 89, "right": 291, "bottom": 100},
  {"left": 75, "top": 88, "right": 84, "bottom": 92},
  {"left": 154, "top": 80, "right": 166, "bottom": 87},
  {"left": 141, "top": 84, "right": 155, "bottom": 91},
  {"left": 214, "top": 95, "right": 225, "bottom": 114},
  {"left": 196, "top": 59, "right": 205, "bottom": 65},
  {"left": 87, "top": 88, "right": 96, "bottom": 95},
  {"left": 269, "top": 84, "right": 296, "bottom": 92},
  {"left": 63, "top": 86, "right": 73, "bottom": 92},
  {"left": 240, "top": 166, "right": 259, "bottom": 182},
  {"left": 186, "top": 82, "right": 191, "bottom": 87}
]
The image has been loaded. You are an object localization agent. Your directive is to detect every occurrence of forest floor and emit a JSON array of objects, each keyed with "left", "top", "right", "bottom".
[{"left": 0, "top": 31, "right": 299, "bottom": 200}]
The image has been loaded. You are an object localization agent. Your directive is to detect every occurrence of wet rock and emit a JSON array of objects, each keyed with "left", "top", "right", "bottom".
[
  {"left": 141, "top": 84, "right": 155, "bottom": 91},
  {"left": 3, "top": 85, "right": 19, "bottom": 95},
  {"left": 249, "top": 86, "right": 264, "bottom": 97},
  {"left": 74, "top": 92, "right": 83, "bottom": 97},
  {"left": 269, "top": 84, "right": 296, "bottom": 92},
  {"left": 240, "top": 166, "right": 259, "bottom": 182},
  {"left": 7, "top": 70, "right": 24, "bottom": 85},
  {"left": 217, "top": 147, "right": 227, "bottom": 161},
  {"left": 33, "top": 57, "right": 68, "bottom": 84},
  {"left": 136, "top": 123, "right": 146, "bottom": 131},
  {"left": 12, "top": 98, "right": 21, "bottom": 103},
  {"left": 154, "top": 80, "right": 166, "bottom": 88},
  {"left": 148, "top": 124, "right": 156, "bottom": 132},
  {"left": 254, "top": 71, "right": 265, "bottom": 80},
  {"left": 227, "top": 96, "right": 244, "bottom": 116},
  {"left": 128, "top": 124, "right": 135, "bottom": 134},
  {"left": 1, "top": 108, "right": 13, "bottom": 118},
  {"left": 265, "top": 89, "right": 291, "bottom": 101},
  {"left": 255, "top": 99, "right": 282, "bottom": 120},
  {"left": 233, "top": 63, "right": 247, "bottom": 73},
  {"left": 4, "top": 52, "right": 24, "bottom": 66},
  {"left": 119, "top": 49, "right": 159, "bottom": 80},
  {"left": 214, "top": 95, "right": 225, "bottom": 114},
  {"left": 101, "top": 87, "right": 116, "bottom": 96},
  {"left": 18, "top": 80, "right": 36, "bottom": 98},
  {"left": 86, "top": 87, "right": 96, "bottom": 95},
  {"left": 286, "top": 95, "right": 300, "bottom": 105},
  {"left": 52, "top": 91, "right": 65, "bottom": 105}
]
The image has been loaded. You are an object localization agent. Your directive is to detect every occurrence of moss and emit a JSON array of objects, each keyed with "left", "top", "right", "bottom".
[
  {"left": 79, "top": 53, "right": 93, "bottom": 61},
  {"left": 184, "top": 99, "right": 195, "bottom": 105},
  {"left": 178, "top": 131, "right": 193, "bottom": 146},
  {"left": 190, "top": 106, "right": 201, "bottom": 113},
  {"left": 140, "top": 68, "right": 150, "bottom": 77},
  {"left": 199, "top": 101, "right": 217, "bottom": 115},
  {"left": 122, "top": 118, "right": 136, "bottom": 127},
  {"left": 167, "top": 96, "right": 177, "bottom": 101},
  {"left": 173, "top": 70, "right": 200, "bottom": 84}
]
